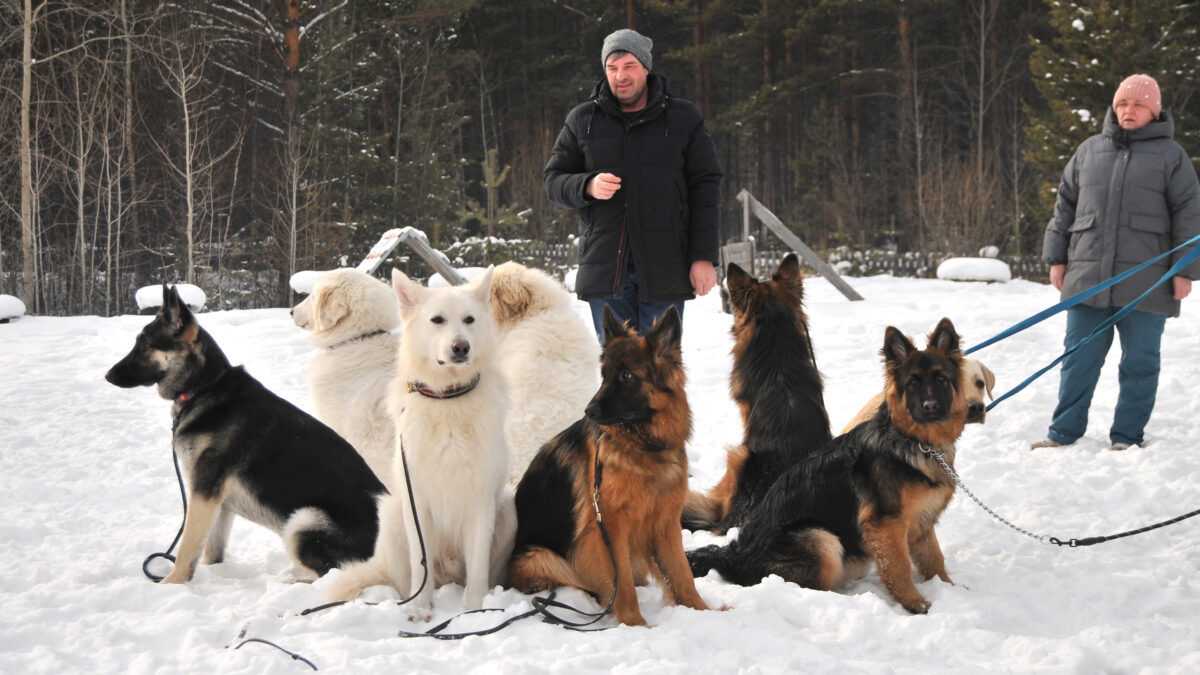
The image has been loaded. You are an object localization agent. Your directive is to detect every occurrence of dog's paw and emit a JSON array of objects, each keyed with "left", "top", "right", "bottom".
[
  {"left": 404, "top": 601, "right": 433, "bottom": 624},
  {"left": 159, "top": 571, "right": 190, "bottom": 584},
  {"left": 902, "top": 598, "right": 931, "bottom": 615}
]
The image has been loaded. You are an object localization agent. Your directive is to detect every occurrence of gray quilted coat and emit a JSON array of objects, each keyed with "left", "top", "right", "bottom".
[{"left": 1043, "top": 107, "right": 1200, "bottom": 317}]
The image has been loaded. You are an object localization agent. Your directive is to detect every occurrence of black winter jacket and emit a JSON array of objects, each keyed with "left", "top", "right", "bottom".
[
  {"left": 1043, "top": 108, "right": 1200, "bottom": 317},
  {"left": 545, "top": 74, "right": 723, "bottom": 302}
]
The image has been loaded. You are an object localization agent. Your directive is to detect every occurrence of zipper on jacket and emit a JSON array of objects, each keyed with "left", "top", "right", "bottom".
[{"left": 611, "top": 216, "right": 628, "bottom": 296}]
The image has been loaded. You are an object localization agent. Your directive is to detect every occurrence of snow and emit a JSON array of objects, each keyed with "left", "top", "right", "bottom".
[
  {"left": 135, "top": 284, "right": 208, "bottom": 312},
  {"left": 290, "top": 270, "right": 321, "bottom": 295},
  {"left": 0, "top": 294, "right": 25, "bottom": 321},
  {"left": 3, "top": 272, "right": 1199, "bottom": 673},
  {"left": 937, "top": 257, "right": 1012, "bottom": 283}
]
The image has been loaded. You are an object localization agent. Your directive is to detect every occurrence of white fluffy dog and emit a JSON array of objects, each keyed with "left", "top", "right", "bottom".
[
  {"left": 488, "top": 262, "right": 599, "bottom": 483},
  {"left": 323, "top": 268, "right": 516, "bottom": 618},
  {"left": 292, "top": 269, "right": 400, "bottom": 489}
]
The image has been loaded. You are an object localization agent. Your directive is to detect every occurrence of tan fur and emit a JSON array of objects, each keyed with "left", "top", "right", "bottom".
[
  {"left": 508, "top": 314, "right": 708, "bottom": 626},
  {"left": 681, "top": 446, "right": 747, "bottom": 528},
  {"left": 160, "top": 483, "right": 230, "bottom": 584}
]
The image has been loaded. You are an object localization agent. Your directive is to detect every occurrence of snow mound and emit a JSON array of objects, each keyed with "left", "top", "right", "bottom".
[
  {"left": 937, "top": 257, "right": 1011, "bottom": 283},
  {"left": 0, "top": 294, "right": 26, "bottom": 322},
  {"left": 290, "top": 270, "right": 321, "bottom": 295},
  {"left": 135, "top": 284, "right": 207, "bottom": 313}
]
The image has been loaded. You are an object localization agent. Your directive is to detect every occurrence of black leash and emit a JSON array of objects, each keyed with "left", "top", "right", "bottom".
[
  {"left": 300, "top": 438, "right": 430, "bottom": 616},
  {"left": 921, "top": 445, "right": 1200, "bottom": 547},
  {"left": 142, "top": 450, "right": 187, "bottom": 582},
  {"left": 396, "top": 454, "right": 618, "bottom": 639}
]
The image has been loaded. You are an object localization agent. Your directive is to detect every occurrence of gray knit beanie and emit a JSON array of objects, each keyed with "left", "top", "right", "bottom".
[{"left": 601, "top": 29, "right": 652, "bottom": 71}]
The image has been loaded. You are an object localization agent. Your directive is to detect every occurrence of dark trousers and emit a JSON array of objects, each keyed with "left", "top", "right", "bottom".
[
  {"left": 587, "top": 273, "right": 684, "bottom": 342},
  {"left": 1047, "top": 305, "right": 1166, "bottom": 446}
]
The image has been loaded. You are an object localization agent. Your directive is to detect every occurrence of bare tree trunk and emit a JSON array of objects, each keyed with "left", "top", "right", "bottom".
[{"left": 20, "top": 0, "right": 37, "bottom": 310}]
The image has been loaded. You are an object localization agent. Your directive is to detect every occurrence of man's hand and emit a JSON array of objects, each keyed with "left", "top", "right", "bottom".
[
  {"left": 586, "top": 173, "right": 621, "bottom": 200},
  {"left": 1049, "top": 263, "right": 1066, "bottom": 291},
  {"left": 691, "top": 260, "right": 717, "bottom": 296},
  {"left": 1174, "top": 275, "right": 1192, "bottom": 300}
]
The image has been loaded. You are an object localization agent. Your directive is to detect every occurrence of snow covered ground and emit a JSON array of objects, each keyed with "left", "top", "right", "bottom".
[{"left": 2, "top": 271, "right": 1198, "bottom": 673}]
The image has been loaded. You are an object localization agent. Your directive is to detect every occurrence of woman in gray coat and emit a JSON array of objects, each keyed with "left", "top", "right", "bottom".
[{"left": 1033, "top": 74, "right": 1200, "bottom": 451}]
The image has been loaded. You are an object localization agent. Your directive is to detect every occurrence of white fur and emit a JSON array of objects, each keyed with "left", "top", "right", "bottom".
[
  {"left": 488, "top": 262, "right": 599, "bottom": 484},
  {"left": 293, "top": 269, "right": 400, "bottom": 489},
  {"left": 295, "top": 263, "right": 598, "bottom": 488},
  {"left": 323, "top": 268, "right": 516, "bottom": 618}
]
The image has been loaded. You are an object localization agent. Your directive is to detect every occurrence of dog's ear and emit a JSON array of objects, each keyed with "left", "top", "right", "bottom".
[
  {"left": 881, "top": 325, "right": 916, "bottom": 368},
  {"left": 313, "top": 282, "right": 348, "bottom": 332},
  {"left": 980, "top": 362, "right": 996, "bottom": 400},
  {"left": 161, "top": 284, "right": 198, "bottom": 342},
  {"left": 470, "top": 266, "right": 495, "bottom": 306},
  {"left": 927, "top": 317, "right": 961, "bottom": 355},
  {"left": 601, "top": 304, "right": 629, "bottom": 345},
  {"left": 391, "top": 268, "right": 423, "bottom": 318},
  {"left": 774, "top": 253, "right": 802, "bottom": 285},
  {"left": 726, "top": 262, "right": 755, "bottom": 313},
  {"left": 646, "top": 305, "right": 682, "bottom": 362},
  {"left": 488, "top": 264, "right": 531, "bottom": 325}
]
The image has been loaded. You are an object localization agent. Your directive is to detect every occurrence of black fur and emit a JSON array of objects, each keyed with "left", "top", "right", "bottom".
[
  {"left": 106, "top": 284, "right": 386, "bottom": 581},
  {"left": 511, "top": 419, "right": 590, "bottom": 559},
  {"left": 689, "top": 318, "right": 966, "bottom": 614},
  {"left": 683, "top": 255, "right": 831, "bottom": 533}
]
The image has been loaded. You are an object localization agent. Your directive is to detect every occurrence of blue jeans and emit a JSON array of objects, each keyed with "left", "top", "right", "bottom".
[
  {"left": 1047, "top": 305, "right": 1166, "bottom": 446},
  {"left": 588, "top": 273, "right": 684, "bottom": 343}
]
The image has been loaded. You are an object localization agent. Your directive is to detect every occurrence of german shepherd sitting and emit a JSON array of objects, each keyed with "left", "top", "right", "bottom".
[
  {"left": 682, "top": 254, "right": 830, "bottom": 533},
  {"left": 106, "top": 285, "right": 386, "bottom": 584},
  {"left": 688, "top": 318, "right": 967, "bottom": 614},
  {"left": 508, "top": 306, "right": 710, "bottom": 626}
]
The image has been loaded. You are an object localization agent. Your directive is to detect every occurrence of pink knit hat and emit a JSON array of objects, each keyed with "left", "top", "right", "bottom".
[{"left": 1113, "top": 74, "right": 1161, "bottom": 118}]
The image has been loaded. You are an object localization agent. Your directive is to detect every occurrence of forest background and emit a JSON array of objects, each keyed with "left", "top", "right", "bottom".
[{"left": 1, "top": 0, "right": 1198, "bottom": 316}]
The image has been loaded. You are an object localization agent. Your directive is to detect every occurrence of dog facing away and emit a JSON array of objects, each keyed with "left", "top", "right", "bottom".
[
  {"left": 106, "top": 285, "right": 386, "bottom": 583},
  {"left": 688, "top": 318, "right": 968, "bottom": 614},
  {"left": 840, "top": 357, "right": 995, "bottom": 434},
  {"left": 508, "top": 306, "right": 710, "bottom": 626},
  {"left": 292, "top": 268, "right": 401, "bottom": 489},
  {"left": 682, "top": 253, "right": 831, "bottom": 534},
  {"left": 323, "top": 268, "right": 516, "bottom": 619},
  {"left": 489, "top": 262, "right": 600, "bottom": 483}
]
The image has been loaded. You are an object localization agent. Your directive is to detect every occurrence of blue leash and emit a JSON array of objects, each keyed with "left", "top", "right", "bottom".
[{"left": 966, "top": 233, "right": 1200, "bottom": 411}]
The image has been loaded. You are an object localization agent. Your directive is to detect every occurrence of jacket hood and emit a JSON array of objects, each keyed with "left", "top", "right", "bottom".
[
  {"left": 591, "top": 72, "right": 670, "bottom": 117},
  {"left": 1102, "top": 106, "right": 1174, "bottom": 145}
]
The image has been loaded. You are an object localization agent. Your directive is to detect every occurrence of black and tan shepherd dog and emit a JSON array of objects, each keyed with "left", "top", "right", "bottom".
[
  {"left": 105, "top": 284, "right": 386, "bottom": 584},
  {"left": 682, "top": 253, "right": 831, "bottom": 533},
  {"left": 508, "top": 305, "right": 709, "bottom": 626},
  {"left": 688, "top": 318, "right": 968, "bottom": 614}
]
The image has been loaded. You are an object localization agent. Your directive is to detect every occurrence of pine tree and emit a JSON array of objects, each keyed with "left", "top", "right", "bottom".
[{"left": 1026, "top": 0, "right": 1200, "bottom": 227}]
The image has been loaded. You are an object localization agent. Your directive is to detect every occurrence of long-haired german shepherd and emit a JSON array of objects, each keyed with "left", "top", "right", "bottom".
[
  {"left": 682, "top": 253, "right": 830, "bottom": 533},
  {"left": 507, "top": 306, "right": 710, "bottom": 626},
  {"left": 688, "top": 318, "right": 967, "bottom": 614},
  {"left": 106, "top": 284, "right": 386, "bottom": 583}
]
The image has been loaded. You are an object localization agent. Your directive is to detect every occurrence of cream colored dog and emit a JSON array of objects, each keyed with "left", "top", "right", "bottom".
[
  {"left": 292, "top": 269, "right": 401, "bottom": 490},
  {"left": 840, "top": 357, "right": 995, "bottom": 434},
  {"left": 324, "top": 268, "right": 516, "bottom": 619},
  {"left": 488, "top": 262, "right": 599, "bottom": 483}
]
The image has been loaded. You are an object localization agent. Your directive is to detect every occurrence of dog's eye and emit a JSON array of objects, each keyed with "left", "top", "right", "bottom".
[
  {"left": 431, "top": 315, "right": 445, "bottom": 324},
  {"left": 463, "top": 315, "right": 475, "bottom": 324}
]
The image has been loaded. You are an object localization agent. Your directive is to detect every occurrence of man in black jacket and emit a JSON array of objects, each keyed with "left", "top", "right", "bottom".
[{"left": 545, "top": 28, "right": 723, "bottom": 339}]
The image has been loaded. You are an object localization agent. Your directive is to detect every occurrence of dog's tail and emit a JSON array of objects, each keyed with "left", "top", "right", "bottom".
[
  {"left": 681, "top": 490, "right": 724, "bottom": 532},
  {"left": 687, "top": 526, "right": 843, "bottom": 590},
  {"left": 322, "top": 557, "right": 390, "bottom": 603}
]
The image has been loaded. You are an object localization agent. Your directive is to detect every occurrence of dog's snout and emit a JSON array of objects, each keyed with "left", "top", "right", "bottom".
[
  {"left": 966, "top": 401, "right": 985, "bottom": 423},
  {"left": 451, "top": 338, "right": 471, "bottom": 362},
  {"left": 584, "top": 401, "right": 601, "bottom": 420},
  {"left": 922, "top": 399, "right": 941, "bottom": 415}
]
